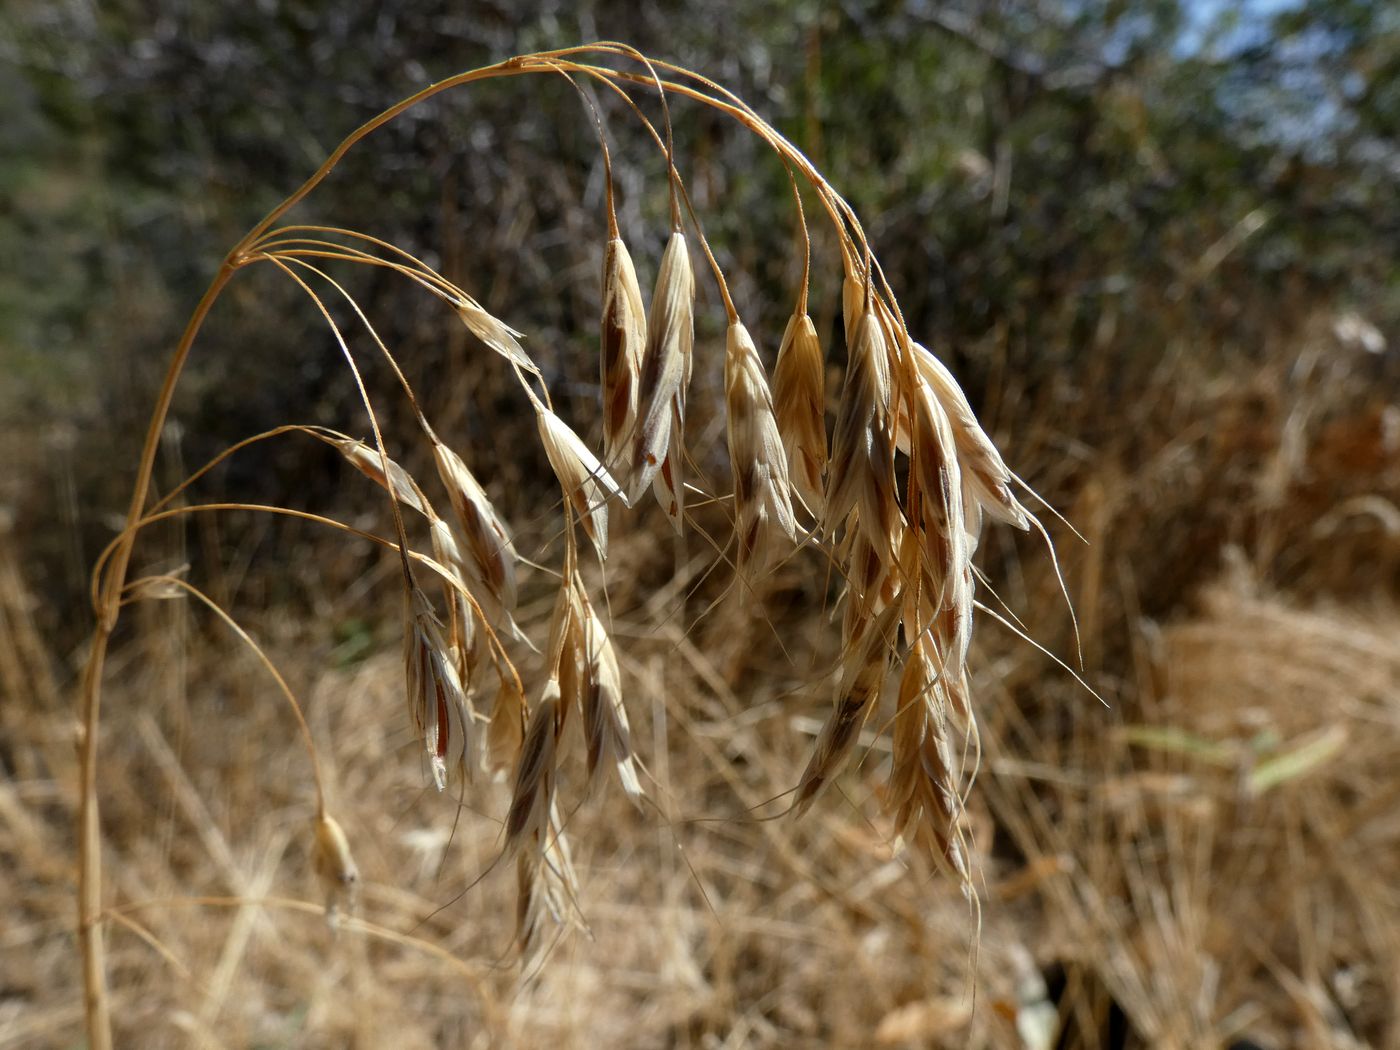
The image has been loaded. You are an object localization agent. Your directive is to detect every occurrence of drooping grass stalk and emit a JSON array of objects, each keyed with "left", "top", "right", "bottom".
[{"left": 78, "top": 44, "right": 1046, "bottom": 1047}]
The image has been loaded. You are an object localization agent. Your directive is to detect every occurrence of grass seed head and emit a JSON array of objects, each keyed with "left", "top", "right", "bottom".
[
  {"left": 912, "top": 342, "right": 1029, "bottom": 530},
  {"left": 578, "top": 593, "right": 642, "bottom": 800},
  {"left": 431, "top": 442, "right": 520, "bottom": 620},
  {"left": 600, "top": 236, "right": 648, "bottom": 475},
  {"left": 505, "top": 683, "right": 561, "bottom": 851},
  {"left": 456, "top": 298, "right": 540, "bottom": 375},
  {"left": 826, "top": 305, "right": 898, "bottom": 558},
  {"left": 311, "top": 813, "right": 359, "bottom": 921},
  {"left": 630, "top": 230, "right": 695, "bottom": 512},
  {"left": 772, "top": 312, "right": 828, "bottom": 517},
  {"left": 333, "top": 437, "right": 431, "bottom": 517},
  {"left": 535, "top": 406, "right": 626, "bottom": 561},
  {"left": 403, "top": 586, "right": 472, "bottom": 791},
  {"left": 725, "top": 320, "right": 797, "bottom": 582}
]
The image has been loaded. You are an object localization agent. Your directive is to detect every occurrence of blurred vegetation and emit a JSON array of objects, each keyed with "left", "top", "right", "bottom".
[{"left": 3, "top": 0, "right": 1397, "bottom": 654}]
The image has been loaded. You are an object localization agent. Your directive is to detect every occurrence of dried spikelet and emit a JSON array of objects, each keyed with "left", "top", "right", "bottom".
[
  {"left": 456, "top": 297, "right": 540, "bottom": 374},
  {"left": 428, "top": 517, "right": 527, "bottom": 646},
  {"left": 772, "top": 312, "right": 828, "bottom": 516},
  {"left": 430, "top": 441, "right": 520, "bottom": 617},
  {"left": 577, "top": 594, "right": 643, "bottom": 799},
  {"left": 826, "top": 304, "right": 898, "bottom": 556},
  {"left": 889, "top": 643, "right": 968, "bottom": 882},
  {"left": 631, "top": 230, "right": 695, "bottom": 520},
  {"left": 912, "top": 342, "right": 1028, "bottom": 530},
  {"left": 505, "top": 683, "right": 560, "bottom": 851},
  {"left": 794, "top": 602, "right": 900, "bottom": 816},
  {"left": 600, "top": 237, "right": 647, "bottom": 474},
  {"left": 311, "top": 813, "right": 359, "bottom": 920},
  {"left": 841, "top": 273, "right": 864, "bottom": 349},
  {"left": 333, "top": 437, "right": 430, "bottom": 517},
  {"left": 726, "top": 321, "right": 797, "bottom": 580},
  {"left": 486, "top": 668, "right": 525, "bottom": 779},
  {"left": 516, "top": 801, "right": 584, "bottom": 971},
  {"left": 536, "top": 406, "right": 626, "bottom": 560},
  {"left": 906, "top": 375, "right": 968, "bottom": 619},
  {"left": 403, "top": 586, "right": 472, "bottom": 791}
]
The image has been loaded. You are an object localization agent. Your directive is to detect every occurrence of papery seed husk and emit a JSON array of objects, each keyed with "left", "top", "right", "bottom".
[
  {"left": 536, "top": 406, "right": 626, "bottom": 560},
  {"left": 826, "top": 305, "right": 897, "bottom": 557},
  {"left": 404, "top": 586, "right": 471, "bottom": 791},
  {"left": 487, "top": 669, "right": 525, "bottom": 779},
  {"left": 793, "top": 603, "right": 899, "bottom": 816},
  {"left": 457, "top": 298, "right": 540, "bottom": 374},
  {"left": 334, "top": 438, "right": 430, "bottom": 517},
  {"left": 312, "top": 813, "right": 359, "bottom": 917},
  {"left": 578, "top": 596, "right": 642, "bottom": 799},
  {"left": 505, "top": 685, "right": 560, "bottom": 850},
  {"left": 772, "top": 312, "right": 828, "bottom": 516},
  {"left": 726, "top": 321, "right": 797, "bottom": 579},
  {"left": 912, "top": 342, "right": 1028, "bottom": 530},
  {"left": 516, "top": 801, "right": 583, "bottom": 969},
  {"left": 431, "top": 442, "right": 519, "bottom": 615},
  {"left": 631, "top": 231, "right": 694, "bottom": 506},
  {"left": 600, "top": 237, "right": 647, "bottom": 476}
]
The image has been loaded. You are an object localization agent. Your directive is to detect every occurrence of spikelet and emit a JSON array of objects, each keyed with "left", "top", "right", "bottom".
[
  {"left": 772, "top": 312, "right": 828, "bottom": 516},
  {"left": 826, "top": 302, "right": 898, "bottom": 557},
  {"left": 600, "top": 237, "right": 647, "bottom": 475},
  {"left": 905, "top": 375, "right": 968, "bottom": 622},
  {"left": 888, "top": 641, "right": 968, "bottom": 883},
  {"left": 912, "top": 342, "right": 1028, "bottom": 530},
  {"left": 793, "top": 602, "right": 900, "bottom": 815},
  {"left": 577, "top": 591, "right": 643, "bottom": 799},
  {"left": 535, "top": 406, "right": 626, "bottom": 560},
  {"left": 516, "top": 801, "right": 584, "bottom": 972},
  {"left": 428, "top": 516, "right": 527, "bottom": 646},
  {"left": 403, "top": 586, "right": 472, "bottom": 791},
  {"left": 456, "top": 297, "right": 540, "bottom": 374},
  {"left": 725, "top": 321, "right": 797, "bottom": 582},
  {"left": 841, "top": 273, "right": 864, "bottom": 349},
  {"left": 505, "top": 683, "right": 561, "bottom": 851},
  {"left": 431, "top": 441, "right": 520, "bottom": 620},
  {"left": 333, "top": 437, "right": 430, "bottom": 517},
  {"left": 486, "top": 668, "right": 525, "bottom": 779},
  {"left": 631, "top": 230, "right": 695, "bottom": 523},
  {"left": 311, "top": 813, "right": 359, "bottom": 921}
]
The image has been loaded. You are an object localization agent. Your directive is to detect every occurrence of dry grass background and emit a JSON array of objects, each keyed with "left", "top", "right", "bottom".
[
  {"left": 3, "top": 23, "right": 1400, "bottom": 1050},
  {"left": 4, "top": 308, "right": 1399, "bottom": 1048}
]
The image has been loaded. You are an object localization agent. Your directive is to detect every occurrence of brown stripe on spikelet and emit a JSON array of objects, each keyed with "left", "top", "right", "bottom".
[
  {"left": 725, "top": 321, "right": 797, "bottom": 584},
  {"left": 631, "top": 230, "right": 695, "bottom": 521},
  {"left": 772, "top": 312, "right": 828, "bottom": 517},
  {"left": 600, "top": 237, "right": 647, "bottom": 477},
  {"left": 456, "top": 298, "right": 540, "bottom": 375},
  {"left": 536, "top": 406, "right": 626, "bottom": 561},
  {"left": 505, "top": 683, "right": 560, "bottom": 851},
  {"left": 826, "top": 303, "right": 898, "bottom": 558},
  {"left": 403, "top": 585, "right": 472, "bottom": 791}
]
